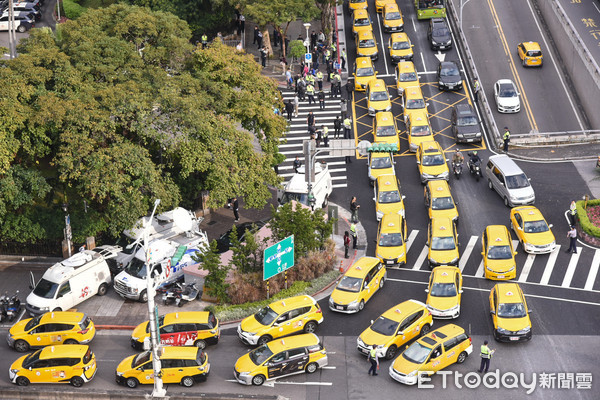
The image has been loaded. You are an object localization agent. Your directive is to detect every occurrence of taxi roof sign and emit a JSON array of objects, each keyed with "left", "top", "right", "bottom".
[
  {"left": 441, "top": 272, "right": 448, "bottom": 276},
  {"left": 505, "top": 291, "right": 514, "bottom": 296},
  {"left": 387, "top": 222, "right": 395, "bottom": 227},
  {"left": 495, "top": 237, "right": 502, "bottom": 241}
]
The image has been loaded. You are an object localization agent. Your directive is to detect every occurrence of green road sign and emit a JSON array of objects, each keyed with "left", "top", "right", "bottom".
[{"left": 263, "top": 235, "right": 295, "bottom": 281}]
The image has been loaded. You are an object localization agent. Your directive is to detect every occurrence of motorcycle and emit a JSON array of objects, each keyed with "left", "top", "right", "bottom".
[
  {"left": 175, "top": 283, "right": 199, "bottom": 308},
  {"left": 0, "top": 294, "right": 8, "bottom": 323},
  {"left": 161, "top": 282, "right": 183, "bottom": 306},
  {"left": 6, "top": 291, "right": 22, "bottom": 322},
  {"left": 452, "top": 161, "right": 463, "bottom": 179},
  {"left": 467, "top": 154, "right": 483, "bottom": 182}
]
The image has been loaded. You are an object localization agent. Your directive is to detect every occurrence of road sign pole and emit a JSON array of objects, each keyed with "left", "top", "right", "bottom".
[
  {"left": 266, "top": 280, "right": 270, "bottom": 299},
  {"left": 285, "top": 271, "right": 288, "bottom": 290}
]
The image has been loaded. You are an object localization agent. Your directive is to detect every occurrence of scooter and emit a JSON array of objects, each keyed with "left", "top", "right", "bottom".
[
  {"left": 467, "top": 157, "right": 483, "bottom": 182},
  {"left": 175, "top": 283, "right": 200, "bottom": 308},
  {"left": 452, "top": 161, "right": 463, "bottom": 180},
  {"left": 161, "top": 282, "right": 183, "bottom": 306},
  {"left": 0, "top": 294, "right": 8, "bottom": 323},
  {"left": 6, "top": 291, "right": 21, "bottom": 322}
]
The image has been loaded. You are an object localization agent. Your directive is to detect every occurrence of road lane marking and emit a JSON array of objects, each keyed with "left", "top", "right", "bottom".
[
  {"left": 562, "top": 251, "right": 581, "bottom": 287},
  {"left": 406, "top": 230, "right": 419, "bottom": 253},
  {"left": 474, "top": 260, "right": 485, "bottom": 278},
  {"left": 539, "top": 245, "right": 561, "bottom": 285},
  {"left": 585, "top": 250, "right": 600, "bottom": 291},
  {"left": 459, "top": 236, "right": 479, "bottom": 272},
  {"left": 375, "top": 13, "right": 389, "bottom": 75},
  {"left": 276, "top": 381, "right": 333, "bottom": 386},
  {"left": 413, "top": 245, "right": 429, "bottom": 270},
  {"left": 518, "top": 254, "right": 535, "bottom": 282}
]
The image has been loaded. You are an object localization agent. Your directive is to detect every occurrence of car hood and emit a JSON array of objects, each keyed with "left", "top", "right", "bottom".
[
  {"left": 427, "top": 294, "right": 459, "bottom": 311},
  {"left": 240, "top": 315, "right": 268, "bottom": 335},
  {"left": 391, "top": 353, "right": 422, "bottom": 374},
  {"left": 455, "top": 124, "right": 481, "bottom": 136},
  {"left": 9, "top": 319, "right": 29, "bottom": 337},
  {"left": 235, "top": 353, "right": 259, "bottom": 373},
  {"left": 497, "top": 315, "right": 531, "bottom": 332},
  {"left": 131, "top": 321, "right": 149, "bottom": 340},
  {"left": 330, "top": 287, "right": 361, "bottom": 305},
  {"left": 440, "top": 75, "right": 461, "bottom": 85},
  {"left": 377, "top": 243, "right": 405, "bottom": 259},
  {"left": 359, "top": 327, "right": 393, "bottom": 347},
  {"left": 432, "top": 34, "right": 451, "bottom": 43},
  {"left": 523, "top": 230, "right": 556, "bottom": 246},
  {"left": 497, "top": 96, "right": 519, "bottom": 107}
]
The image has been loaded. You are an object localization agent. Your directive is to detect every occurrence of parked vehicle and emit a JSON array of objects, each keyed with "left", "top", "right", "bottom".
[
  {"left": 6, "top": 291, "right": 21, "bottom": 322},
  {"left": 0, "top": 11, "right": 34, "bottom": 32},
  {"left": 277, "top": 162, "right": 332, "bottom": 210},
  {"left": 175, "top": 282, "right": 200, "bottom": 307}
]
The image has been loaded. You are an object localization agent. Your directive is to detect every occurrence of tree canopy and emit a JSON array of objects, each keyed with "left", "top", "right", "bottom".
[{"left": 0, "top": 5, "right": 286, "bottom": 243}]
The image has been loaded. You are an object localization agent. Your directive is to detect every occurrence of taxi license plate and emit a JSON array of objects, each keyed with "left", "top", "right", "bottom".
[
  {"left": 509, "top": 337, "right": 519, "bottom": 341},
  {"left": 386, "top": 260, "right": 394, "bottom": 265},
  {"left": 336, "top": 306, "right": 343, "bottom": 310},
  {"left": 466, "top": 139, "right": 475, "bottom": 142},
  {"left": 360, "top": 348, "right": 368, "bottom": 354},
  {"left": 497, "top": 275, "right": 505, "bottom": 279}
]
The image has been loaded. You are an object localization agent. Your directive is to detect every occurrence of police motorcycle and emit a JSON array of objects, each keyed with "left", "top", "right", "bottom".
[
  {"left": 5, "top": 290, "right": 22, "bottom": 322},
  {"left": 159, "top": 281, "right": 183, "bottom": 305},
  {"left": 467, "top": 151, "right": 483, "bottom": 181}
]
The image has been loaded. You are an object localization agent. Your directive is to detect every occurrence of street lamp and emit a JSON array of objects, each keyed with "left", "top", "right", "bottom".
[
  {"left": 62, "top": 203, "right": 72, "bottom": 258},
  {"left": 303, "top": 22, "right": 311, "bottom": 55},
  {"left": 143, "top": 199, "right": 166, "bottom": 398}
]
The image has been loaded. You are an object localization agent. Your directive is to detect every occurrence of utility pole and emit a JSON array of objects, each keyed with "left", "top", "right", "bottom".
[{"left": 8, "top": 0, "right": 16, "bottom": 58}]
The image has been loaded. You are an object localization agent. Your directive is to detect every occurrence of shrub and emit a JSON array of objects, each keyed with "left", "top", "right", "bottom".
[
  {"left": 62, "top": 0, "right": 85, "bottom": 19},
  {"left": 577, "top": 199, "right": 600, "bottom": 237}
]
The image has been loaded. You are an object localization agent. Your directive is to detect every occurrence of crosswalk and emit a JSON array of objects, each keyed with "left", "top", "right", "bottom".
[
  {"left": 398, "top": 230, "right": 600, "bottom": 292},
  {"left": 278, "top": 88, "right": 349, "bottom": 188}
]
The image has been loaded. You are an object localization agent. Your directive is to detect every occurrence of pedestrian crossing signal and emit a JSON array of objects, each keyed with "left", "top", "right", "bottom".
[{"left": 368, "top": 143, "right": 398, "bottom": 153}]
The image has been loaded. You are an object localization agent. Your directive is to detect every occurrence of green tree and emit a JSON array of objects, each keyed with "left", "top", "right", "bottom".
[
  {"left": 229, "top": 224, "right": 264, "bottom": 273},
  {"left": 315, "top": 0, "right": 337, "bottom": 43},
  {"left": 193, "top": 240, "right": 230, "bottom": 303}
]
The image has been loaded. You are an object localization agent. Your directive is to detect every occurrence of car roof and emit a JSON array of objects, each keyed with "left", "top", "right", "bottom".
[
  {"left": 384, "top": 3, "right": 399, "bottom": 12},
  {"left": 345, "top": 256, "right": 380, "bottom": 278},
  {"left": 267, "top": 333, "right": 320, "bottom": 352},
  {"left": 409, "top": 110, "right": 430, "bottom": 125},
  {"left": 485, "top": 225, "right": 511, "bottom": 245},
  {"left": 488, "top": 154, "right": 524, "bottom": 175},
  {"left": 371, "top": 151, "right": 392, "bottom": 159},
  {"left": 38, "top": 311, "right": 86, "bottom": 325},
  {"left": 40, "top": 345, "right": 89, "bottom": 359},
  {"left": 494, "top": 283, "right": 525, "bottom": 303},
  {"left": 369, "top": 78, "right": 386, "bottom": 90},
  {"left": 405, "top": 86, "right": 424, "bottom": 98},
  {"left": 427, "top": 180, "right": 451, "bottom": 197},
  {"left": 377, "top": 174, "right": 399, "bottom": 190},
  {"left": 269, "top": 295, "right": 316, "bottom": 313},
  {"left": 431, "top": 217, "right": 454, "bottom": 235},
  {"left": 440, "top": 61, "right": 458, "bottom": 68},
  {"left": 496, "top": 79, "right": 515, "bottom": 86},
  {"left": 354, "top": 8, "right": 369, "bottom": 17},
  {"left": 455, "top": 103, "right": 475, "bottom": 115},
  {"left": 381, "top": 300, "right": 426, "bottom": 322},
  {"left": 397, "top": 61, "right": 416, "bottom": 72},
  {"left": 380, "top": 213, "right": 403, "bottom": 234},
  {"left": 513, "top": 206, "right": 544, "bottom": 221},
  {"left": 163, "top": 311, "right": 212, "bottom": 325},
  {"left": 160, "top": 346, "right": 200, "bottom": 359},
  {"left": 391, "top": 32, "right": 409, "bottom": 41},
  {"left": 432, "top": 266, "right": 459, "bottom": 283},
  {"left": 420, "top": 141, "right": 442, "bottom": 153},
  {"left": 356, "top": 57, "right": 373, "bottom": 67},
  {"left": 522, "top": 41, "right": 541, "bottom": 51},
  {"left": 358, "top": 29, "right": 375, "bottom": 39},
  {"left": 375, "top": 111, "right": 395, "bottom": 125},
  {"left": 419, "top": 324, "right": 465, "bottom": 346}
]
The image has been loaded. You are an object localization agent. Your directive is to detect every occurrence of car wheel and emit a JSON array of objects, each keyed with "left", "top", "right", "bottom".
[
  {"left": 306, "top": 362, "right": 319, "bottom": 374},
  {"left": 181, "top": 376, "right": 194, "bottom": 387},
  {"left": 17, "top": 25, "right": 26, "bottom": 33},
  {"left": 139, "top": 290, "right": 148, "bottom": 303},
  {"left": 379, "top": 277, "right": 385, "bottom": 289},
  {"left": 322, "top": 195, "right": 329, "bottom": 208},
  {"left": 504, "top": 197, "right": 510, "bottom": 207},
  {"left": 97, "top": 283, "right": 108, "bottom": 296},
  {"left": 252, "top": 374, "right": 266, "bottom": 386},
  {"left": 126, "top": 377, "right": 139, "bottom": 388},
  {"left": 53, "top": 307, "right": 62, "bottom": 312},
  {"left": 385, "top": 345, "right": 398, "bottom": 360},
  {"left": 194, "top": 339, "right": 207, "bottom": 350},
  {"left": 70, "top": 376, "right": 84, "bottom": 387},
  {"left": 257, "top": 335, "right": 272, "bottom": 346},
  {"left": 457, "top": 351, "right": 468, "bottom": 364},
  {"left": 64, "top": 339, "right": 79, "bottom": 345},
  {"left": 358, "top": 300, "right": 365, "bottom": 311},
  {"left": 488, "top": 180, "right": 493, "bottom": 190},
  {"left": 420, "top": 324, "right": 431, "bottom": 336},
  {"left": 304, "top": 321, "right": 318, "bottom": 333},
  {"left": 16, "top": 376, "right": 29, "bottom": 386},
  {"left": 14, "top": 339, "right": 29, "bottom": 353}
]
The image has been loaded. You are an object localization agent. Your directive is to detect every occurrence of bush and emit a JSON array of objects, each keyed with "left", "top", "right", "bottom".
[
  {"left": 289, "top": 40, "right": 306, "bottom": 62},
  {"left": 62, "top": 0, "right": 85, "bottom": 19},
  {"left": 577, "top": 199, "right": 600, "bottom": 237}
]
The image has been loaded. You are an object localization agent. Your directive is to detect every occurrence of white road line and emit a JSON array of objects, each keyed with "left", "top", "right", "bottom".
[
  {"left": 413, "top": 245, "right": 429, "bottom": 270},
  {"left": 518, "top": 254, "right": 536, "bottom": 282},
  {"left": 275, "top": 381, "right": 333, "bottom": 386},
  {"left": 375, "top": 13, "right": 389, "bottom": 75},
  {"left": 406, "top": 230, "right": 419, "bottom": 253},
  {"left": 539, "top": 245, "right": 561, "bottom": 285},
  {"left": 333, "top": 183, "right": 348, "bottom": 188},
  {"left": 420, "top": 51, "right": 427, "bottom": 72},
  {"left": 474, "top": 260, "right": 485, "bottom": 278},
  {"left": 321, "top": 366, "right": 337, "bottom": 369},
  {"left": 458, "top": 236, "right": 479, "bottom": 272},
  {"left": 585, "top": 250, "right": 600, "bottom": 291},
  {"left": 562, "top": 251, "right": 581, "bottom": 288},
  {"left": 512, "top": 240, "right": 519, "bottom": 252}
]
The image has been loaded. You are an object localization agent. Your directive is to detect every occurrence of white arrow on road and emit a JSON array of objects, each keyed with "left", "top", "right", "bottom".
[{"left": 434, "top": 51, "right": 446, "bottom": 63}]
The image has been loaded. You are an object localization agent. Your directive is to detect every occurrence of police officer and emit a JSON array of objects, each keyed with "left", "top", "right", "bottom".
[
  {"left": 569, "top": 201, "right": 577, "bottom": 226},
  {"left": 473, "top": 77, "right": 480, "bottom": 102},
  {"left": 503, "top": 127, "right": 511, "bottom": 152},
  {"left": 201, "top": 34, "right": 208, "bottom": 49},
  {"left": 350, "top": 223, "right": 358, "bottom": 249},
  {"left": 322, "top": 125, "right": 329, "bottom": 147},
  {"left": 367, "top": 345, "right": 379, "bottom": 376},
  {"left": 334, "top": 71, "right": 342, "bottom": 97},
  {"left": 306, "top": 83, "right": 315, "bottom": 105},
  {"left": 341, "top": 47, "right": 347, "bottom": 70},
  {"left": 330, "top": 42, "right": 337, "bottom": 61},
  {"left": 316, "top": 70, "right": 324, "bottom": 91},
  {"left": 478, "top": 340, "right": 494, "bottom": 373},
  {"left": 343, "top": 116, "right": 352, "bottom": 139}
]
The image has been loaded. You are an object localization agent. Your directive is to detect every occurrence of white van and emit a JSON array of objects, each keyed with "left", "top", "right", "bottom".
[
  {"left": 26, "top": 250, "right": 113, "bottom": 315},
  {"left": 485, "top": 154, "right": 535, "bottom": 207},
  {"left": 277, "top": 162, "right": 332, "bottom": 210}
]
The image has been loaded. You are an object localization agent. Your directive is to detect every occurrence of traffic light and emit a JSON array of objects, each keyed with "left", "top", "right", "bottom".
[{"left": 367, "top": 143, "right": 399, "bottom": 153}]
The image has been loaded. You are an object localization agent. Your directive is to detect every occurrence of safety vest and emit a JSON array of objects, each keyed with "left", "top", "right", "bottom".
[
  {"left": 474, "top": 80, "right": 480, "bottom": 91},
  {"left": 306, "top": 85, "right": 315, "bottom": 95},
  {"left": 344, "top": 118, "right": 351, "bottom": 128},
  {"left": 334, "top": 73, "right": 341, "bottom": 82},
  {"left": 369, "top": 348, "right": 377, "bottom": 359},
  {"left": 342, "top": 49, "right": 347, "bottom": 59},
  {"left": 316, "top": 71, "right": 323, "bottom": 81},
  {"left": 330, "top": 43, "right": 336, "bottom": 52},
  {"left": 503, "top": 130, "right": 511, "bottom": 140},
  {"left": 480, "top": 345, "right": 491, "bottom": 358},
  {"left": 350, "top": 223, "right": 357, "bottom": 235},
  {"left": 570, "top": 201, "right": 577, "bottom": 215},
  {"left": 323, "top": 127, "right": 329, "bottom": 137},
  {"left": 325, "top": 49, "right": 331, "bottom": 60},
  {"left": 306, "top": 75, "right": 315, "bottom": 84},
  {"left": 330, "top": 72, "right": 336, "bottom": 81}
]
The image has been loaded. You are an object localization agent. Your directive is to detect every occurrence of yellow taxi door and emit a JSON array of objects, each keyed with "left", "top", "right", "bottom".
[
  {"left": 490, "top": 287, "right": 498, "bottom": 327},
  {"left": 159, "top": 359, "right": 178, "bottom": 384},
  {"left": 425, "top": 345, "right": 444, "bottom": 373},
  {"left": 135, "top": 363, "right": 154, "bottom": 385},
  {"left": 33, "top": 324, "right": 53, "bottom": 347}
]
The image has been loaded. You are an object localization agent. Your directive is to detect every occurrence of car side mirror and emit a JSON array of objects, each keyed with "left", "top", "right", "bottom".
[
  {"left": 424, "top": 289, "right": 429, "bottom": 293},
  {"left": 481, "top": 252, "right": 484, "bottom": 256},
  {"left": 446, "top": 159, "right": 449, "bottom": 162},
  {"left": 549, "top": 224, "right": 553, "bottom": 228},
  {"left": 514, "top": 251, "right": 518, "bottom": 255},
  {"left": 416, "top": 160, "right": 421, "bottom": 165},
  {"left": 402, "top": 195, "right": 406, "bottom": 199},
  {"left": 490, "top": 310, "right": 495, "bottom": 315},
  {"left": 398, "top": 330, "right": 404, "bottom": 335},
  {"left": 528, "top": 178, "right": 531, "bottom": 181},
  {"left": 373, "top": 197, "right": 376, "bottom": 201},
  {"left": 459, "top": 290, "right": 464, "bottom": 294},
  {"left": 371, "top": 320, "right": 374, "bottom": 325},
  {"left": 528, "top": 309, "right": 533, "bottom": 314}
]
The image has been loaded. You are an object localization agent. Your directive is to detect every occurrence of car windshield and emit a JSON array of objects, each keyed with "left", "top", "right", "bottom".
[
  {"left": 499, "top": 84, "right": 517, "bottom": 97},
  {"left": 406, "top": 98, "right": 425, "bottom": 109},
  {"left": 441, "top": 66, "right": 459, "bottom": 76},
  {"left": 393, "top": 41, "right": 410, "bottom": 50},
  {"left": 25, "top": 315, "right": 42, "bottom": 331},
  {"left": 386, "top": 12, "right": 402, "bottom": 20},
  {"left": 376, "top": 125, "right": 396, "bottom": 137},
  {"left": 457, "top": 116, "right": 477, "bottom": 126},
  {"left": 254, "top": 306, "right": 278, "bottom": 326},
  {"left": 132, "top": 351, "right": 151, "bottom": 368},
  {"left": 249, "top": 345, "right": 274, "bottom": 366},
  {"left": 488, "top": 245, "right": 513, "bottom": 259},
  {"left": 378, "top": 190, "right": 401, "bottom": 204},
  {"left": 370, "top": 91, "right": 389, "bottom": 101},
  {"left": 433, "top": 28, "right": 449, "bottom": 37},
  {"left": 432, "top": 197, "right": 454, "bottom": 210},
  {"left": 403, "top": 342, "right": 432, "bottom": 364},
  {"left": 23, "top": 350, "right": 42, "bottom": 368},
  {"left": 359, "top": 39, "right": 376, "bottom": 48},
  {"left": 497, "top": 302, "right": 527, "bottom": 318},
  {"left": 355, "top": 18, "right": 370, "bottom": 26},
  {"left": 356, "top": 67, "right": 375, "bottom": 77},
  {"left": 124, "top": 257, "right": 149, "bottom": 279},
  {"left": 431, "top": 236, "right": 455, "bottom": 250},
  {"left": 527, "top": 50, "right": 542, "bottom": 57},
  {"left": 422, "top": 154, "right": 444, "bottom": 166},
  {"left": 411, "top": 124, "right": 431, "bottom": 136},
  {"left": 280, "top": 191, "right": 309, "bottom": 206},
  {"left": 505, "top": 174, "right": 530, "bottom": 189},
  {"left": 431, "top": 282, "right": 457, "bottom": 297},
  {"left": 378, "top": 232, "right": 403, "bottom": 247},
  {"left": 197, "top": 349, "right": 207, "bottom": 365},
  {"left": 370, "top": 316, "right": 399, "bottom": 336},
  {"left": 400, "top": 72, "right": 417, "bottom": 82},
  {"left": 523, "top": 220, "right": 549, "bottom": 234},
  {"left": 371, "top": 157, "right": 392, "bottom": 169},
  {"left": 337, "top": 276, "right": 362, "bottom": 293},
  {"left": 33, "top": 278, "right": 59, "bottom": 299}
]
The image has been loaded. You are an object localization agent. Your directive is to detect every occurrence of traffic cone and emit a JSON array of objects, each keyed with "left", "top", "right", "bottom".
[{"left": 339, "top": 260, "right": 344, "bottom": 273}]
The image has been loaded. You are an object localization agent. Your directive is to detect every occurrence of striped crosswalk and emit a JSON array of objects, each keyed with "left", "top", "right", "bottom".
[
  {"left": 278, "top": 88, "right": 349, "bottom": 188},
  {"left": 396, "top": 230, "right": 600, "bottom": 292}
]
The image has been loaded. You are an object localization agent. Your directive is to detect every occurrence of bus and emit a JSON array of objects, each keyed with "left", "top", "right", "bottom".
[{"left": 415, "top": 0, "right": 447, "bottom": 19}]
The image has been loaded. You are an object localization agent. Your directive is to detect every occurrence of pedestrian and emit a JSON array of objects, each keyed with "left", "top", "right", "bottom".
[
  {"left": 257, "top": 30, "right": 263, "bottom": 49},
  {"left": 253, "top": 26, "right": 259, "bottom": 45},
  {"left": 280, "top": 56, "right": 288, "bottom": 75},
  {"left": 312, "top": 48, "right": 320, "bottom": 70},
  {"left": 318, "top": 90, "right": 325, "bottom": 110},
  {"left": 346, "top": 82, "right": 353, "bottom": 100},
  {"left": 201, "top": 33, "right": 208, "bottom": 49},
  {"left": 473, "top": 77, "right": 480, "bottom": 103},
  {"left": 308, "top": 124, "right": 317, "bottom": 139},
  {"left": 367, "top": 345, "right": 379, "bottom": 376},
  {"left": 316, "top": 70, "right": 324, "bottom": 91},
  {"left": 285, "top": 68, "right": 293, "bottom": 88},
  {"left": 343, "top": 231, "right": 351, "bottom": 258},
  {"left": 293, "top": 156, "right": 301, "bottom": 173},
  {"left": 285, "top": 100, "right": 294, "bottom": 121},
  {"left": 322, "top": 125, "right": 329, "bottom": 147},
  {"left": 503, "top": 127, "right": 511, "bottom": 152},
  {"left": 341, "top": 47, "right": 347, "bottom": 70},
  {"left": 569, "top": 201, "right": 577, "bottom": 226},
  {"left": 343, "top": 116, "right": 352, "bottom": 139},
  {"left": 318, "top": 30, "right": 325, "bottom": 43},
  {"left": 306, "top": 83, "right": 315, "bottom": 105},
  {"left": 334, "top": 116, "right": 342, "bottom": 138},
  {"left": 293, "top": 94, "right": 299, "bottom": 117},
  {"left": 232, "top": 197, "right": 240, "bottom": 222},
  {"left": 239, "top": 14, "right": 245, "bottom": 34},
  {"left": 566, "top": 225, "right": 578, "bottom": 254},
  {"left": 334, "top": 70, "right": 342, "bottom": 97},
  {"left": 307, "top": 111, "right": 315, "bottom": 129},
  {"left": 350, "top": 196, "right": 360, "bottom": 223},
  {"left": 316, "top": 127, "right": 322, "bottom": 147},
  {"left": 341, "top": 98, "right": 348, "bottom": 119},
  {"left": 260, "top": 46, "right": 268, "bottom": 68},
  {"left": 326, "top": 59, "right": 332, "bottom": 82},
  {"left": 478, "top": 340, "right": 495, "bottom": 373},
  {"left": 310, "top": 30, "right": 317, "bottom": 48},
  {"left": 350, "top": 223, "right": 358, "bottom": 249}
]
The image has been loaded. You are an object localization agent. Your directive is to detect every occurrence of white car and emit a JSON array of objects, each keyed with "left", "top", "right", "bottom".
[{"left": 494, "top": 79, "right": 520, "bottom": 113}]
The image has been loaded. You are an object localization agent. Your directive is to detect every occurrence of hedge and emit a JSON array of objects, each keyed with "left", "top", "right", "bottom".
[
  {"left": 576, "top": 199, "right": 600, "bottom": 237},
  {"left": 62, "top": 0, "right": 85, "bottom": 19}
]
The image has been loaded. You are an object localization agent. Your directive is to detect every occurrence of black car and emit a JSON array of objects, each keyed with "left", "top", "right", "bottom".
[
  {"left": 427, "top": 18, "right": 452, "bottom": 51},
  {"left": 437, "top": 61, "right": 462, "bottom": 91},
  {"left": 215, "top": 221, "right": 267, "bottom": 253},
  {"left": 451, "top": 104, "right": 482, "bottom": 143}
]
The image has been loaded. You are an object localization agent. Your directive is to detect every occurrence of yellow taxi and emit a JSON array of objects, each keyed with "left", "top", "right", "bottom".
[
  {"left": 116, "top": 346, "right": 209, "bottom": 388},
  {"left": 8, "top": 311, "right": 95, "bottom": 353},
  {"left": 356, "top": 29, "right": 378, "bottom": 61},
  {"left": 376, "top": 0, "right": 396, "bottom": 13},
  {"left": 416, "top": 141, "right": 449, "bottom": 184},
  {"left": 367, "top": 79, "right": 391, "bottom": 116},
  {"left": 347, "top": 0, "right": 368, "bottom": 14},
  {"left": 382, "top": 3, "right": 404, "bottom": 32},
  {"left": 352, "top": 9, "right": 372, "bottom": 37},
  {"left": 131, "top": 311, "right": 219, "bottom": 351},
  {"left": 373, "top": 112, "right": 400, "bottom": 148},
  {"left": 489, "top": 283, "right": 532, "bottom": 342},
  {"left": 517, "top": 41, "right": 543, "bottom": 67},
  {"left": 427, "top": 217, "right": 459, "bottom": 268},
  {"left": 389, "top": 32, "right": 413, "bottom": 63},
  {"left": 389, "top": 324, "right": 472, "bottom": 385},
  {"left": 357, "top": 300, "right": 432, "bottom": 360},
  {"left": 368, "top": 151, "right": 395, "bottom": 185},
  {"left": 374, "top": 175, "right": 405, "bottom": 220},
  {"left": 234, "top": 333, "right": 327, "bottom": 386},
  {"left": 406, "top": 110, "right": 434, "bottom": 152},
  {"left": 482, "top": 225, "right": 517, "bottom": 280},
  {"left": 395, "top": 61, "right": 419, "bottom": 98},
  {"left": 424, "top": 180, "right": 458, "bottom": 224},
  {"left": 402, "top": 86, "right": 428, "bottom": 124},
  {"left": 425, "top": 266, "right": 462, "bottom": 319},
  {"left": 510, "top": 206, "right": 556, "bottom": 254},
  {"left": 329, "top": 256, "right": 386, "bottom": 313},
  {"left": 237, "top": 295, "right": 323, "bottom": 346},
  {"left": 376, "top": 213, "right": 407, "bottom": 266},
  {"left": 353, "top": 56, "right": 377, "bottom": 91},
  {"left": 10, "top": 345, "right": 96, "bottom": 387}
]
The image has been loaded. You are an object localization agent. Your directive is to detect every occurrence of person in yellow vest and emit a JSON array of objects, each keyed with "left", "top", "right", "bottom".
[
  {"left": 330, "top": 42, "right": 337, "bottom": 60},
  {"left": 306, "top": 83, "right": 315, "bottom": 105},
  {"left": 367, "top": 344, "right": 379, "bottom": 376},
  {"left": 201, "top": 34, "right": 208, "bottom": 49},
  {"left": 569, "top": 200, "right": 577, "bottom": 226},
  {"left": 503, "top": 127, "right": 511, "bottom": 152},
  {"left": 324, "top": 49, "right": 331, "bottom": 64},
  {"left": 322, "top": 125, "right": 329, "bottom": 147},
  {"left": 306, "top": 73, "right": 315, "bottom": 86},
  {"left": 341, "top": 47, "right": 347, "bottom": 70},
  {"left": 350, "top": 223, "right": 358, "bottom": 249},
  {"left": 478, "top": 340, "right": 495, "bottom": 373},
  {"left": 316, "top": 70, "right": 324, "bottom": 91}
]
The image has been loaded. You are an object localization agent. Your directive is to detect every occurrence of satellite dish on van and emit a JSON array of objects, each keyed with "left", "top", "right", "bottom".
[
  {"left": 172, "top": 208, "right": 193, "bottom": 232},
  {"left": 358, "top": 140, "right": 372, "bottom": 157}
]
